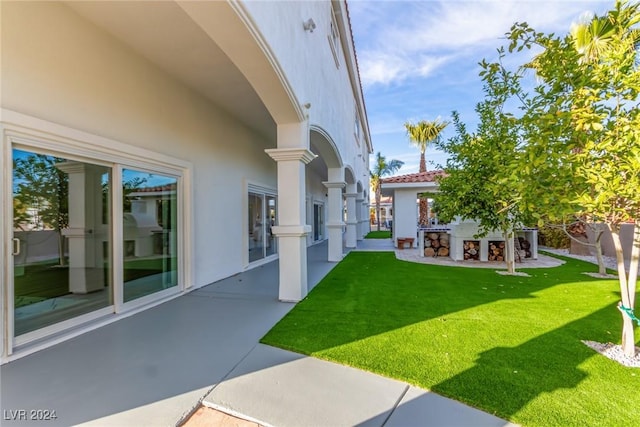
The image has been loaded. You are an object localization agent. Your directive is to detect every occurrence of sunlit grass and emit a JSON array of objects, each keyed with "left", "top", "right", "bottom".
[
  {"left": 262, "top": 252, "right": 639, "bottom": 427},
  {"left": 364, "top": 230, "right": 391, "bottom": 239}
]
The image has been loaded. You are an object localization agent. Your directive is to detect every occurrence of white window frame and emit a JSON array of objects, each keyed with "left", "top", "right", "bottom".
[
  {"left": 354, "top": 108, "right": 361, "bottom": 146},
  {"left": 244, "top": 181, "right": 278, "bottom": 269},
  {"left": 328, "top": 6, "right": 341, "bottom": 68},
  {"left": 1, "top": 109, "right": 193, "bottom": 361}
]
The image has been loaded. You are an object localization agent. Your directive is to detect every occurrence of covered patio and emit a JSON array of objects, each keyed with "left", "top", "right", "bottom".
[{"left": 0, "top": 243, "right": 338, "bottom": 426}]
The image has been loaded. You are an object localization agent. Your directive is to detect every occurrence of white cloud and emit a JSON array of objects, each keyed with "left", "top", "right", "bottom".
[{"left": 351, "top": 0, "right": 611, "bottom": 87}]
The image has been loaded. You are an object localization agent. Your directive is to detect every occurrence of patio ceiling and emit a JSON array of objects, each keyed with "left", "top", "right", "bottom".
[{"left": 66, "top": 1, "right": 277, "bottom": 142}]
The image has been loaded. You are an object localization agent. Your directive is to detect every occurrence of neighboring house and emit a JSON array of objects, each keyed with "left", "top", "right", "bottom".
[
  {"left": 1, "top": 1, "right": 372, "bottom": 363},
  {"left": 369, "top": 195, "right": 393, "bottom": 227}
]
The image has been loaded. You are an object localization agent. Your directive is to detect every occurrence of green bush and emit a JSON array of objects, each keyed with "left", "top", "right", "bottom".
[{"left": 538, "top": 225, "right": 570, "bottom": 248}]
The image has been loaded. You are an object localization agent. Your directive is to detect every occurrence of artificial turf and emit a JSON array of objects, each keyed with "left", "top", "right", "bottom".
[
  {"left": 261, "top": 251, "right": 640, "bottom": 427},
  {"left": 364, "top": 230, "right": 391, "bottom": 239}
]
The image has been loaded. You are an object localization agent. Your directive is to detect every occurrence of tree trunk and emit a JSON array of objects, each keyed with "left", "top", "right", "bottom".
[
  {"left": 610, "top": 224, "right": 636, "bottom": 357},
  {"left": 504, "top": 230, "right": 515, "bottom": 274},
  {"left": 562, "top": 222, "right": 607, "bottom": 275},
  {"left": 419, "top": 197, "right": 429, "bottom": 227},
  {"left": 593, "top": 228, "right": 606, "bottom": 276},
  {"left": 419, "top": 152, "right": 426, "bottom": 173},
  {"left": 375, "top": 189, "right": 381, "bottom": 232}
]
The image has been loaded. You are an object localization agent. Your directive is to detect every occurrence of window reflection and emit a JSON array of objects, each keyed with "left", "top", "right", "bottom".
[
  {"left": 12, "top": 149, "right": 112, "bottom": 335},
  {"left": 122, "top": 169, "right": 178, "bottom": 302}
]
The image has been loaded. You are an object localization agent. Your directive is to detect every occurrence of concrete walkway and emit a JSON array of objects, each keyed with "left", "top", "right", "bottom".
[{"left": 1, "top": 240, "right": 517, "bottom": 427}]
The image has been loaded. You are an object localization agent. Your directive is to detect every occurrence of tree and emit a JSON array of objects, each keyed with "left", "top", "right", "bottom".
[
  {"left": 13, "top": 153, "right": 69, "bottom": 266},
  {"left": 370, "top": 152, "right": 403, "bottom": 231},
  {"left": 505, "top": 0, "right": 640, "bottom": 356},
  {"left": 405, "top": 119, "right": 448, "bottom": 225},
  {"left": 435, "top": 49, "right": 531, "bottom": 274}
]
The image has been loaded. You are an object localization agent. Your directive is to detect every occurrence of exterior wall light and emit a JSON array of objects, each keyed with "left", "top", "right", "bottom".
[{"left": 303, "top": 18, "right": 316, "bottom": 32}]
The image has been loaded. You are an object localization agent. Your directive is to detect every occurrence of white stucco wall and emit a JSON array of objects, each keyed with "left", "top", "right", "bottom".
[
  {"left": 393, "top": 189, "right": 419, "bottom": 247},
  {"left": 1, "top": 2, "right": 277, "bottom": 288},
  {"left": 243, "top": 1, "right": 368, "bottom": 185}
]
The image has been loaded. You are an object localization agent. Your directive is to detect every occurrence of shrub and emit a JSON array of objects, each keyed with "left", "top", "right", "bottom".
[{"left": 538, "top": 225, "right": 570, "bottom": 248}]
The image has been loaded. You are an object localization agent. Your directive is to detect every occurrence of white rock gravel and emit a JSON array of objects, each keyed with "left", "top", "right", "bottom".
[
  {"left": 543, "top": 248, "right": 640, "bottom": 367},
  {"left": 582, "top": 341, "right": 640, "bottom": 368},
  {"left": 541, "top": 247, "right": 620, "bottom": 271}
]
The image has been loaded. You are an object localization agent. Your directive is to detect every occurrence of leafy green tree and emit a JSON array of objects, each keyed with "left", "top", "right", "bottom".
[
  {"left": 370, "top": 152, "right": 403, "bottom": 231},
  {"left": 505, "top": 0, "right": 640, "bottom": 356},
  {"left": 435, "top": 49, "right": 530, "bottom": 274},
  {"left": 405, "top": 119, "right": 448, "bottom": 226}
]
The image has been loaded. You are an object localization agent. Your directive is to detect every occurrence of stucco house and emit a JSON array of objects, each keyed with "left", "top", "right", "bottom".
[{"left": 1, "top": 1, "right": 372, "bottom": 363}]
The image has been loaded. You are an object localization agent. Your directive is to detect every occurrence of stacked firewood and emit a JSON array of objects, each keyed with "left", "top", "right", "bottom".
[
  {"left": 517, "top": 236, "right": 532, "bottom": 258},
  {"left": 463, "top": 240, "right": 480, "bottom": 260},
  {"left": 424, "top": 232, "right": 450, "bottom": 257},
  {"left": 488, "top": 241, "right": 505, "bottom": 261}
]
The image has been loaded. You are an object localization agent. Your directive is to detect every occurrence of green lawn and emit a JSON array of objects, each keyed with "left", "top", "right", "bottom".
[
  {"left": 261, "top": 251, "right": 640, "bottom": 427},
  {"left": 365, "top": 230, "right": 391, "bottom": 239}
]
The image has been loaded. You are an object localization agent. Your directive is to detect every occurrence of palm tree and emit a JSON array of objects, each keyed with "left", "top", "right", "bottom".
[
  {"left": 370, "top": 152, "right": 403, "bottom": 231},
  {"left": 404, "top": 119, "right": 448, "bottom": 226},
  {"left": 570, "top": 0, "right": 639, "bottom": 64}
]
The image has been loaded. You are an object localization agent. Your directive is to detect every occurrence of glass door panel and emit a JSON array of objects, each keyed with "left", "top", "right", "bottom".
[
  {"left": 122, "top": 169, "right": 178, "bottom": 302},
  {"left": 248, "top": 192, "right": 264, "bottom": 262},
  {"left": 314, "top": 203, "right": 324, "bottom": 241},
  {"left": 265, "top": 195, "right": 277, "bottom": 257},
  {"left": 12, "top": 149, "right": 112, "bottom": 336}
]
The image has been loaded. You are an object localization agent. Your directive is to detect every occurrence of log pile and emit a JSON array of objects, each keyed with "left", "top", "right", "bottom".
[
  {"left": 488, "top": 240, "right": 505, "bottom": 261},
  {"left": 463, "top": 240, "right": 480, "bottom": 260},
  {"left": 517, "top": 236, "right": 532, "bottom": 258},
  {"left": 424, "top": 232, "right": 450, "bottom": 257}
]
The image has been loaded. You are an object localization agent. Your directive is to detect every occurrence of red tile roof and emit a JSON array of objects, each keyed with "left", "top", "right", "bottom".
[
  {"left": 131, "top": 183, "right": 177, "bottom": 193},
  {"left": 381, "top": 170, "right": 447, "bottom": 184}
]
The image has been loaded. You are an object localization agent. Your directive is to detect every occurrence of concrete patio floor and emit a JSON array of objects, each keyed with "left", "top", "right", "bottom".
[{"left": 1, "top": 239, "right": 518, "bottom": 427}]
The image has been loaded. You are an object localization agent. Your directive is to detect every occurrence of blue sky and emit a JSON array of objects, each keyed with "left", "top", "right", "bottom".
[{"left": 348, "top": 0, "right": 613, "bottom": 175}]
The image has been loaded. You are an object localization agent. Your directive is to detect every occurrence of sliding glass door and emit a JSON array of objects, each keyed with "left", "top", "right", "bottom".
[
  {"left": 122, "top": 169, "right": 178, "bottom": 302},
  {"left": 12, "top": 149, "right": 112, "bottom": 336},
  {"left": 248, "top": 190, "right": 277, "bottom": 263},
  {"left": 9, "top": 145, "right": 183, "bottom": 347}
]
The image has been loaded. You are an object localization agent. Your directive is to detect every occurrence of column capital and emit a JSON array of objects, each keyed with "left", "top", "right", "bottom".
[
  {"left": 265, "top": 148, "right": 316, "bottom": 164},
  {"left": 327, "top": 221, "right": 346, "bottom": 228},
  {"left": 322, "top": 181, "right": 346, "bottom": 189},
  {"left": 271, "top": 225, "right": 312, "bottom": 237}
]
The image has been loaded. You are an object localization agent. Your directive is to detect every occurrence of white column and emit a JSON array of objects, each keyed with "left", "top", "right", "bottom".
[
  {"left": 265, "top": 122, "right": 315, "bottom": 302},
  {"left": 56, "top": 162, "right": 107, "bottom": 294},
  {"left": 323, "top": 181, "right": 346, "bottom": 262},
  {"left": 356, "top": 197, "right": 365, "bottom": 241},
  {"left": 394, "top": 189, "right": 419, "bottom": 248},
  {"left": 345, "top": 192, "right": 358, "bottom": 248}
]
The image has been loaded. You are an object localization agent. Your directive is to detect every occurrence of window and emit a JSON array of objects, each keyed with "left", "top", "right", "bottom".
[
  {"left": 328, "top": 7, "right": 341, "bottom": 68},
  {"left": 248, "top": 186, "right": 277, "bottom": 263},
  {"left": 354, "top": 110, "right": 361, "bottom": 145},
  {"left": 5, "top": 118, "right": 188, "bottom": 353},
  {"left": 12, "top": 149, "right": 113, "bottom": 336},
  {"left": 122, "top": 170, "right": 178, "bottom": 302}
]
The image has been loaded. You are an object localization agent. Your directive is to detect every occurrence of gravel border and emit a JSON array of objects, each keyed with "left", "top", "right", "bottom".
[
  {"left": 544, "top": 249, "right": 640, "bottom": 368},
  {"left": 582, "top": 340, "right": 640, "bottom": 368}
]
